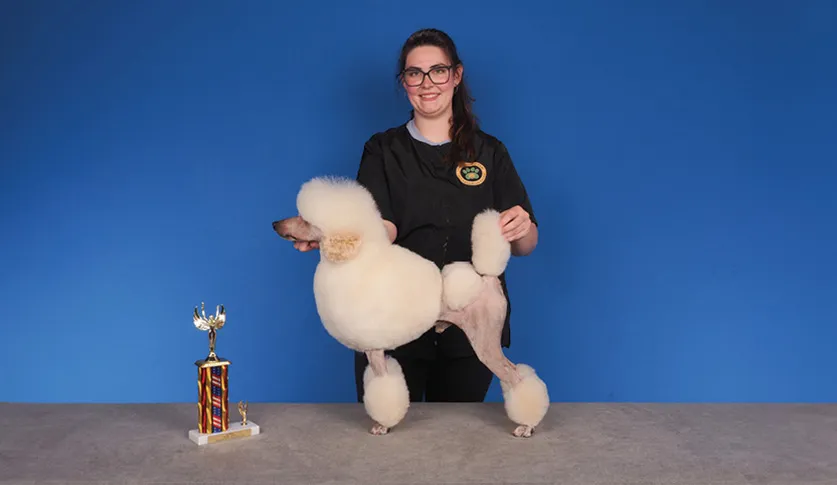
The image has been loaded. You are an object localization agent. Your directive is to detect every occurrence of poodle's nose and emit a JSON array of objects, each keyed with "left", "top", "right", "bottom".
[
  {"left": 273, "top": 220, "right": 293, "bottom": 239},
  {"left": 272, "top": 220, "right": 285, "bottom": 235}
]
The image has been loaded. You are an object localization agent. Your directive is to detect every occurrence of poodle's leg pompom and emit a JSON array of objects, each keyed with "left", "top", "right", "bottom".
[
  {"left": 441, "top": 262, "right": 484, "bottom": 311},
  {"left": 471, "top": 209, "right": 511, "bottom": 277},
  {"left": 362, "top": 355, "right": 410, "bottom": 434},
  {"left": 501, "top": 364, "right": 550, "bottom": 437}
]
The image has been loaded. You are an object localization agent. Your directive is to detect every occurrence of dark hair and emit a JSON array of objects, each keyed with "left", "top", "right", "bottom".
[{"left": 397, "top": 28, "right": 479, "bottom": 163}]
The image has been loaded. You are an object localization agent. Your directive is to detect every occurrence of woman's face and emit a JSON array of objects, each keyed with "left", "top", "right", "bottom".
[{"left": 401, "top": 45, "right": 462, "bottom": 120}]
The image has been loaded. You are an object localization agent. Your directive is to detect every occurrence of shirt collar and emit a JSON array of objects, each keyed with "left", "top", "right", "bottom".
[{"left": 407, "top": 118, "right": 450, "bottom": 146}]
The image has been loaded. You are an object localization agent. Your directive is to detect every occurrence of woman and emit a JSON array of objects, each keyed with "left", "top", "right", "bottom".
[{"left": 295, "top": 28, "right": 538, "bottom": 403}]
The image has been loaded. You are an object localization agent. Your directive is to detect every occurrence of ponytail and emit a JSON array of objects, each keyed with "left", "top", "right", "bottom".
[{"left": 448, "top": 73, "right": 478, "bottom": 163}]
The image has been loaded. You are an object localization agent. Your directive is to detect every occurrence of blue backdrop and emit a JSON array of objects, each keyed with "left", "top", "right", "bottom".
[{"left": 2, "top": 1, "right": 835, "bottom": 404}]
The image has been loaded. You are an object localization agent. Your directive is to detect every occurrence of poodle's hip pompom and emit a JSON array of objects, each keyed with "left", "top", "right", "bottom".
[
  {"left": 362, "top": 356, "right": 410, "bottom": 428},
  {"left": 441, "top": 262, "right": 484, "bottom": 311},
  {"left": 502, "top": 364, "right": 550, "bottom": 428},
  {"left": 471, "top": 209, "right": 511, "bottom": 277}
]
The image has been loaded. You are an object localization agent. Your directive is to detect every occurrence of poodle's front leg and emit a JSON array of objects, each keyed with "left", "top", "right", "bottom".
[
  {"left": 365, "top": 350, "right": 391, "bottom": 435},
  {"left": 362, "top": 350, "right": 410, "bottom": 435},
  {"left": 366, "top": 350, "right": 387, "bottom": 375}
]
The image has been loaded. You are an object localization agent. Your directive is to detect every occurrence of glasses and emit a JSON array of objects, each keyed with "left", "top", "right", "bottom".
[{"left": 400, "top": 65, "right": 452, "bottom": 87}]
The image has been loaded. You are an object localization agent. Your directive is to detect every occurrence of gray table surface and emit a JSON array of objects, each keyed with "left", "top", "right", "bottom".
[{"left": 1, "top": 401, "right": 836, "bottom": 484}]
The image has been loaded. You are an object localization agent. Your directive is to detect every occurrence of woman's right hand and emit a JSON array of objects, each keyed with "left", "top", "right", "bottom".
[{"left": 294, "top": 240, "right": 319, "bottom": 252}]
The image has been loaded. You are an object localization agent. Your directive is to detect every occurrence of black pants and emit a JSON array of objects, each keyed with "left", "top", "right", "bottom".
[{"left": 354, "top": 326, "right": 494, "bottom": 403}]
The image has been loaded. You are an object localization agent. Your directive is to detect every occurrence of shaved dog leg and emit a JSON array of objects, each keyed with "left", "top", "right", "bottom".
[
  {"left": 441, "top": 276, "right": 543, "bottom": 437},
  {"left": 365, "top": 350, "right": 391, "bottom": 435},
  {"left": 366, "top": 350, "right": 387, "bottom": 375},
  {"left": 441, "top": 276, "right": 521, "bottom": 385}
]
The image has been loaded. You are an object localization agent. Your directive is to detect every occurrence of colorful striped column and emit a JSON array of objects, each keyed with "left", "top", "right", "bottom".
[{"left": 196, "top": 361, "right": 229, "bottom": 434}]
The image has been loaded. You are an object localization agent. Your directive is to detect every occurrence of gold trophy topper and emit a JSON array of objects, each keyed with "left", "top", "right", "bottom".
[{"left": 193, "top": 302, "right": 226, "bottom": 362}]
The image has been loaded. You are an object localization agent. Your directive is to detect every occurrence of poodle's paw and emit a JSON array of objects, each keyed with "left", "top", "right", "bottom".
[
  {"left": 513, "top": 425, "right": 535, "bottom": 438},
  {"left": 370, "top": 423, "right": 390, "bottom": 435},
  {"left": 502, "top": 363, "right": 550, "bottom": 429},
  {"left": 362, "top": 356, "right": 410, "bottom": 429}
]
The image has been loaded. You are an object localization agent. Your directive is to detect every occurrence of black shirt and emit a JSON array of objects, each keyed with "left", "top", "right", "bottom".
[{"left": 355, "top": 122, "right": 537, "bottom": 358}]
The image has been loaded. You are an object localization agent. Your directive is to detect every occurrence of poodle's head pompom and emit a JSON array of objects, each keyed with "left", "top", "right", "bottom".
[
  {"left": 293, "top": 176, "right": 389, "bottom": 261},
  {"left": 296, "top": 176, "right": 382, "bottom": 234}
]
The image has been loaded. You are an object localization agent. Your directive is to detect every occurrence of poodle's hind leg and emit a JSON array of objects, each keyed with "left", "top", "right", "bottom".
[
  {"left": 441, "top": 276, "right": 550, "bottom": 438},
  {"left": 362, "top": 350, "right": 410, "bottom": 435},
  {"left": 500, "top": 362, "right": 549, "bottom": 437}
]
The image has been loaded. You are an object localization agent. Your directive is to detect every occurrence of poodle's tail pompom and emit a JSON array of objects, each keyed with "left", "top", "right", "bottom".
[
  {"left": 362, "top": 356, "right": 410, "bottom": 429},
  {"left": 441, "top": 262, "right": 484, "bottom": 311},
  {"left": 502, "top": 363, "right": 550, "bottom": 428},
  {"left": 471, "top": 209, "right": 511, "bottom": 277}
]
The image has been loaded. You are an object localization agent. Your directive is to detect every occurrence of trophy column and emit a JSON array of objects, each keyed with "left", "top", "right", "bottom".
[
  {"left": 197, "top": 359, "right": 230, "bottom": 434},
  {"left": 188, "top": 303, "right": 259, "bottom": 445}
]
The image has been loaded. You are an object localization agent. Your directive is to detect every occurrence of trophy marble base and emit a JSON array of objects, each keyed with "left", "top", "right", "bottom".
[{"left": 188, "top": 422, "right": 260, "bottom": 446}]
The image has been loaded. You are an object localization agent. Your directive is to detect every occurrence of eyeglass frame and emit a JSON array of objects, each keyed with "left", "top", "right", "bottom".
[{"left": 399, "top": 64, "right": 455, "bottom": 87}]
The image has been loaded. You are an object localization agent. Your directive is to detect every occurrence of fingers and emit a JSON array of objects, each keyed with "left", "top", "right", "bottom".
[
  {"left": 499, "top": 206, "right": 521, "bottom": 226},
  {"left": 505, "top": 220, "right": 530, "bottom": 242},
  {"left": 499, "top": 206, "right": 531, "bottom": 242},
  {"left": 502, "top": 217, "right": 530, "bottom": 242},
  {"left": 293, "top": 241, "right": 320, "bottom": 252},
  {"left": 501, "top": 219, "right": 521, "bottom": 239}
]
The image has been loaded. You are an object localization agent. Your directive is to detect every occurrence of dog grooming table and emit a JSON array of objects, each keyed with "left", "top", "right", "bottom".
[{"left": 1, "top": 402, "right": 835, "bottom": 484}]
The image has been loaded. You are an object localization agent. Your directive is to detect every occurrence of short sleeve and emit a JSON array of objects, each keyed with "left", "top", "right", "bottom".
[
  {"left": 492, "top": 143, "right": 538, "bottom": 226},
  {"left": 355, "top": 136, "right": 398, "bottom": 226}
]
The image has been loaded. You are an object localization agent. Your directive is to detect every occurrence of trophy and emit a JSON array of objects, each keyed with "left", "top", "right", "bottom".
[{"left": 188, "top": 302, "right": 260, "bottom": 445}]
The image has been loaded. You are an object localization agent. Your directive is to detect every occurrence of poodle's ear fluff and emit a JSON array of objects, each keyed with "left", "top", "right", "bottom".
[{"left": 320, "top": 232, "right": 362, "bottom": 263}]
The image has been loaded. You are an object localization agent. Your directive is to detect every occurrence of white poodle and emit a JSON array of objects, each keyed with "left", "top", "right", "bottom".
[{"left": 273, "top": 176, "right": 549, "bottom": 437}]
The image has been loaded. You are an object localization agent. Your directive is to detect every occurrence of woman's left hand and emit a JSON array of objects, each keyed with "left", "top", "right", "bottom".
[{"left": 499, "top": 205, "right": 532, "bottom": 242}]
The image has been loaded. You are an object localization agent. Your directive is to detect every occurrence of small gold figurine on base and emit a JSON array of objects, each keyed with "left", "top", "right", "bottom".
[
  {"left": 188, "top": 302, "right": 260, "bottom": 446},
  {"left": 238, "top": 401, "right": 248, "bottom": 426}
]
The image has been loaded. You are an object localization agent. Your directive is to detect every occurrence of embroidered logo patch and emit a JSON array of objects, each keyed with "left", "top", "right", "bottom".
[{"left": 456, "top": 161, "right": 487, "bottom": 186}]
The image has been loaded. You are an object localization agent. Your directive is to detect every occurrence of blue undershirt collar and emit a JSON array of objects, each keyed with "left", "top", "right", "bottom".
[{"left": 407, "top": 118, "right": 450, "bottom": 146}]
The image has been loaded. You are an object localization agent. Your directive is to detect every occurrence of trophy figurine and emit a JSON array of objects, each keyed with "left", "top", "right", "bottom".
[
  {"left": 238, "top": 400, "right": 248, "bottom": 425},
  {"left": 188, "top": 302, "right": 260, "bottom": 445}
]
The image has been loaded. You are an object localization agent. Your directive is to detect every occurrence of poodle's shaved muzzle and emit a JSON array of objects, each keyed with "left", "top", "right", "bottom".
[{"left": 272, "top": 216, "right": 323, "bottom": 243}]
